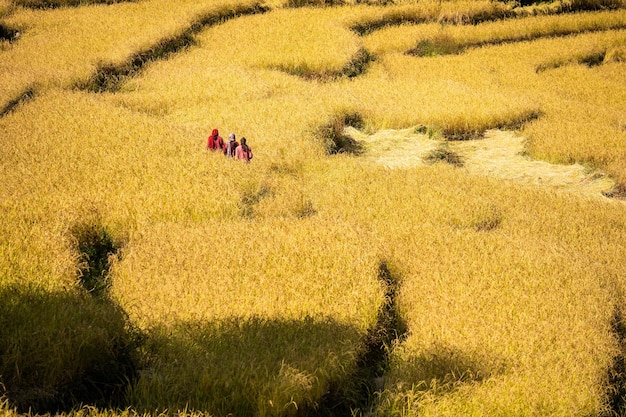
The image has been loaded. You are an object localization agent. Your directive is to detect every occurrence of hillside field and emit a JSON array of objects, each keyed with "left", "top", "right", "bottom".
[{"left": 1, "top": 0, "right": 626, "bottom": 416}]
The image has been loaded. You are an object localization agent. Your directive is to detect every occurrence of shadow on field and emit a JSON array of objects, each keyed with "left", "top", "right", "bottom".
[
  {"left": 274, "top": 48, "right": 374, "bottom": 82},
  {"left": 400, "top": 344, "right": 499, "bottom": 395},
  {"left": 371, "top": 343, "right": 506, "bottom": 414},
  {"left": 0, "top": 88, "right": 35, "bottom": 119},
  {"left": 603, "top": 183, "right": 626, "bottom": 201},
  {"left": 0, "top": 284, "right": 140, "bottom": 414},
  {"left": 0, "top": 24, "right": 20, "bottom": 43},
  {"left": 349, "top": 6, "right": 511, "bottom": 36},
  {"left": 129, "top": 263, "right": 407, "bottom": 417},
  {"left": 604, "top": 306, "right": 626, "bottom": 417},
  {"left": 130, "top": 316, "right": 364, "bottom": 417},
  {"left": 310, "top": 262, "right": 408, "bottom": 417},
  {"left": 0, "top": 218, "right": 141, "bottom": 414}
]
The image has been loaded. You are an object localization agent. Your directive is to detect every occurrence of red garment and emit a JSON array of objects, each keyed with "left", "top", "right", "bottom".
[
  {"left": 215, "top": 135, "right": 225, "bottom": 151},
  {"left": 235, "top": 145, "right": 253, "bottom": 162},
  {"left": 207, "top": 129, "right": 223, "bottom": 151}
]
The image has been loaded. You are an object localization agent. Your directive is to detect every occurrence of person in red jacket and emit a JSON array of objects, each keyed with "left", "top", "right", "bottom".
[
  {"left": 207, "top": 129, "right": 224, "bottom": 151},
  {"left": 235, "top": 137, "right": 253, "bottom": 162}
]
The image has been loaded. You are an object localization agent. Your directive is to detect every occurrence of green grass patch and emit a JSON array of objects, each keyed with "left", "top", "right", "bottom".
[
  {"left": 71, "top": 219, "right": 121, "bottom": 297},
  {"left": 285, "top": 0, "right": 343, "bottom": 8},
  {"left": 341, "top": 48, "right": 374, "bottom": 78},
  {"left": 270, "top": 48, "right": 373, "bottom": 81},
  {"left": 408, "top": 35, "right": 462, "bottom": 57},
  {"left": 423, "top": 143, "right": 464, "bottom": 167},
  {"left": 537, "top": 50, "right": 608, "bottom": 72},
  {"left": 317, "top": 112, "right": 365, "bottom": 155}
]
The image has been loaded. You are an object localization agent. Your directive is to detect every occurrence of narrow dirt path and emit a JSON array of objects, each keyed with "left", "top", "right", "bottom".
[{"left": 348, "top": 127, "right": 618, "bottom": 201}]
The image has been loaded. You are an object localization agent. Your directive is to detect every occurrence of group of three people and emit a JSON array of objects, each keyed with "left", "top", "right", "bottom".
[{"left": 207, "top": 129, "right": 253, "bottom": 162}]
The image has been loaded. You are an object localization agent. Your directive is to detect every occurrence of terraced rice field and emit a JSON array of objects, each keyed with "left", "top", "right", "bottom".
[{"left": 1, "top": 0, "right": 626, "bottom": 416}]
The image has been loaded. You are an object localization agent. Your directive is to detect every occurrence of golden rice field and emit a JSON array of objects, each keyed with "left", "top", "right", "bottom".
[{"left": 1, "top": 0, "right": 626, "bottom": 415}]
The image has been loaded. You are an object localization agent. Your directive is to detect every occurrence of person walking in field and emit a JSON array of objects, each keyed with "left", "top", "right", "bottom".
[
  {"left": 207, "top": 129, "right": 224, "bottom": 151},
  {"left": 235, "top": 137, "right": 253, "bottom": 162},
  {"left": 224, "top": 133, "right": 238, "bottom": 158}
]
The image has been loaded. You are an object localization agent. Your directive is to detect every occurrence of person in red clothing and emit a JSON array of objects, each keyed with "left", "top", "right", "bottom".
[
  {"left": 206, "top": 129, "right": 217, "bottom": 150},
  {"left": 235, "top": 137, "right": 253, "bottom": 162},
  {"left": 206, "top": 129, "right": 224, "bottom": 151}
]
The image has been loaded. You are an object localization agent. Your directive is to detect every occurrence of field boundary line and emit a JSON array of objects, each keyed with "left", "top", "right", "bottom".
[{"left": 76, "top": 2, "right": 269, "bottom": 93}]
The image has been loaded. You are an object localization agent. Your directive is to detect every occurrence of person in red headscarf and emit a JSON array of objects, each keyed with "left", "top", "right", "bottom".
[{"left": 207, "top": 129, "right": 224, "bottom": 151}]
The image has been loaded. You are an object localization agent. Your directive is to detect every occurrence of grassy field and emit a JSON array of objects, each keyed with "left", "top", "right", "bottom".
[{"left": 2, "top": 0, "right": 626, "bottom": 415}]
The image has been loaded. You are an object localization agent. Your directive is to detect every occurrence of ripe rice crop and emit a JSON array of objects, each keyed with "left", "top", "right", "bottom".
[
  {"left": 364, "top": 9, "right": 626, "bottom": 56},
  {"left": 0, "top": 0, "right": 12, "bottom": 15},
  {"left": 368, "top": 176, "right": 625, "bottom": 415},
  {"left": 2, "top": 1, "right": 626, "bottom": 416},
  {"left": 0, "top": 0, "right": 263, "bottom": 110},
  {"left": 406, "top": 10, "right": 626, "bottom": 56},
  {"left": 12, "top": 0, "right": 128, "bottom": 7}
]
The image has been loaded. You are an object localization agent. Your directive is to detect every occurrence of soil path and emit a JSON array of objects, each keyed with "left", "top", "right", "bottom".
[{"left": 347, "top": 127, "right": 617, "bottom": 201}]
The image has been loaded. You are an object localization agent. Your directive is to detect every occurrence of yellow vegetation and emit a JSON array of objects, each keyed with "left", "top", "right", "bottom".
[
  {"left": 2, "top": 1, "right": 626, "bottom": 416},
  {"left": 365, "top": 9, "right": 626, "bottom": 55},
  {"left": 0, "top": 0, "right": 262, "bottom": 109}
]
